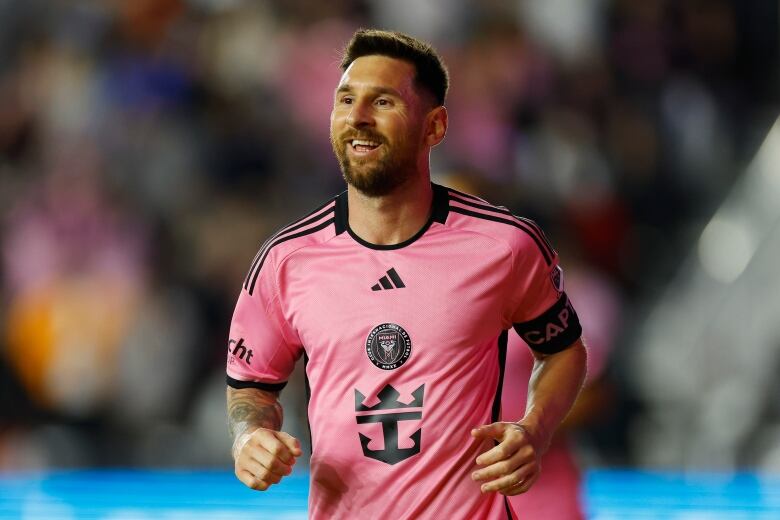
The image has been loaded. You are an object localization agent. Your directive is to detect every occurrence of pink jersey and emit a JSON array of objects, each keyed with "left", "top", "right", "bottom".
[{"left": 227, "top": 184, "right": 582, "bottom": 519}]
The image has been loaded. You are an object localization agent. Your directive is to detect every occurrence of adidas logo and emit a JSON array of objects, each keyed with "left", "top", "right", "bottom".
[{"left": 371, "top": 268, "right": 406, "bottom": 291}]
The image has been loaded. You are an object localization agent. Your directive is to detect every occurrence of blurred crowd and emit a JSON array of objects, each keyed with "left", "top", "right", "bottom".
[{"left": 0, "top": 0, "right": 777, "bottom": 471}]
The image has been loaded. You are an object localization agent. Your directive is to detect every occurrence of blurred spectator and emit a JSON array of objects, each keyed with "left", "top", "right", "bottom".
[{"left": 4, "top": 160, "right": 146, "bottom": 415}]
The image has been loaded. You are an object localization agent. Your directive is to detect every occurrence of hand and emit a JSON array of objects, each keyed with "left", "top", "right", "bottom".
[
  {"left": 470, "top": 422, "right": 542, "bottom": 496},
  {"left": 233, "top": 427, "right": 302, "bottom": 491}
]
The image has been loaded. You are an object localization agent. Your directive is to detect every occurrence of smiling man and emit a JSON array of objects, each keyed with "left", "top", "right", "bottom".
[{"left": 226, "top": 29, "right": 587, "bottom": 519}]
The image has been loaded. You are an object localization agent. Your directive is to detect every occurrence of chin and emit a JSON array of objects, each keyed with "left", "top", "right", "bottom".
[{"left": 343, "top": 170, "right": 390, "bottom": 196}]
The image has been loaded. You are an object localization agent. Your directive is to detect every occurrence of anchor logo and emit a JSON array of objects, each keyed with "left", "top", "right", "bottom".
[{"left": 354, "top": 384, "right": 425, "bottom": 465}]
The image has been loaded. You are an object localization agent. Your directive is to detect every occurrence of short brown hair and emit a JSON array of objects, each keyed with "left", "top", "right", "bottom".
[{"left": 340, "top": 29, "right": 449, "bottom": 106}]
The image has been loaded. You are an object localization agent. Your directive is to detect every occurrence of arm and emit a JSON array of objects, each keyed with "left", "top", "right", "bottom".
[
  {"left": 471, "top": 338, "right": 587, "bottom": 495},
  {"left": 227, "top": 386, "right": 302, "bottom": 491},
  {"left": 522, "top": 337, "right": 588, "bottom": 452},
  {"left": 227, "top": 386, "right": 284, "bottom": 453}
]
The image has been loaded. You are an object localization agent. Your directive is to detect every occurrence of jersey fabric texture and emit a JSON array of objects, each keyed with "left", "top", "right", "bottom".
[{"left": 227, "top": 183, "right": 582, "bottom": 520}]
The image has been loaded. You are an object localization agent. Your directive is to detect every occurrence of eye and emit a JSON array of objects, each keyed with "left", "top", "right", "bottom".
[
  {"left": 338, "top": 95, "right": 353, "bottom": 105},
  {"left": 375, "top": 98, "right": 392, "bottom": 107}
]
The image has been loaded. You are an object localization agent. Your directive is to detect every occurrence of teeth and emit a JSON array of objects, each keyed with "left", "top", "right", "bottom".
[{"left": 351, "top": 139, "right": 380, "bottom": 147}]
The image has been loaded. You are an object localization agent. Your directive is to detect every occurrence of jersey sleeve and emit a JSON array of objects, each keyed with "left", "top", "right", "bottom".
[
  {"left": 506, "top": 229, "right": 582, "bottom": 355},
  {"left": 226, "top": 254, "right": 302, "bottom": 391}
]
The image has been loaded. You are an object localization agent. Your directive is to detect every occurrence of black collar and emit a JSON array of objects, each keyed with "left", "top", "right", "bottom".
[{"left": 334, "top": 183, "right": 449, "bottom": 250}]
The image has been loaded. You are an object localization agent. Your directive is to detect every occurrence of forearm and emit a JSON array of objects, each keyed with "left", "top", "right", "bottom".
[
  {"left": 227, "top": 386, "right": 284, "bottom": 448},
  {"left": 520, "top": 338, "right": 587, "bottom": 452}
]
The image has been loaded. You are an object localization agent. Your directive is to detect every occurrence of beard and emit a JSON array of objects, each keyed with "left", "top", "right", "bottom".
[{"left": 331, "top": 131, "right": 417, "bottom": 197}]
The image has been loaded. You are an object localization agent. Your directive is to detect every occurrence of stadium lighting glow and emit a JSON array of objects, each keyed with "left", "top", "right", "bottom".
[
  {"left": 696, "top": 117, "right": 780, "bottom": 285},
  {"left": 754, "top": 121, "right": 780, "bottom": 212},
  {"left": 757, "top": 121, "right": 780, "bottom": 184},
  {"left": 697, "top": 215, "right": 756, "bottom": 284}
]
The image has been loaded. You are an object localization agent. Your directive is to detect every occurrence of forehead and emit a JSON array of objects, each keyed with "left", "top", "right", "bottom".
[{"left": 337, "top": 55, "right": 417, "bottom": 96}]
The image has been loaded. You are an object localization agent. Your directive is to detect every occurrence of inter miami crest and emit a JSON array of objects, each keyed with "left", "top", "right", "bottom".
[{"left": 365, "top": 323, "right": 412, "bottom": 370}]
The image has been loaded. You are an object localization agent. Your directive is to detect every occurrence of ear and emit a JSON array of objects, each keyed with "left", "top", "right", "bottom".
[{"left": 424, "top": 106, "right": 448, "bottom": 147}]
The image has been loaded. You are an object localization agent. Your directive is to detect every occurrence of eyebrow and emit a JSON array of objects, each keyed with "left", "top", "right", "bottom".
[{"left": 335, "top": 84, "right": 404, "bottom": 98}]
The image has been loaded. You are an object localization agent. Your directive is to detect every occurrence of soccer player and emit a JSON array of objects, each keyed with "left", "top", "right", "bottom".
[{"left": 226, "top": 29, "right": 587, "bottom": 519}]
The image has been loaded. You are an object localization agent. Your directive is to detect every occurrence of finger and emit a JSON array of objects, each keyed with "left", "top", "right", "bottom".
[
  {"left": 240, "top": 455, "right": 285, "bottom": 484},
  {"left": 475, "top": 436, "right": 527, "bottom": 466},
  {"left": 251, "top": 447, "right": 294, "bottom": 478},
  {"left": 249, "top": 432, "right": 296, "bottom": 466},
  {"left": 239, "top": 434, "right": 293, "bottom": 471},
  {"left": 471, "top": 422, "right": 505, "bottom": 441},
  {"left": 472, "top": 445, "right": 534, "bottom": 482},
  {"left": 275, "top": 431, "right": 303, "bottom": 457},
  {"left": 258, "top": 468, "right": 283, "bottom": 485},
  {"left": 475, "top": 428, "right": 531, "bottom": 466},
  {"left": 235, "top": 468, "right": 270, "bottom": 491},
  {"left": 481, "top": 462, "right": 538, "bottom": 494},
  {"left": 500, "top": 471, "right": 539, "bottom": 496}
]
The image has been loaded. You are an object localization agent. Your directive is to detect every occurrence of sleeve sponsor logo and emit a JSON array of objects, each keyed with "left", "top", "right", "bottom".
[{"left": 228, "top": 338, "right": 254, "bottom": 364}]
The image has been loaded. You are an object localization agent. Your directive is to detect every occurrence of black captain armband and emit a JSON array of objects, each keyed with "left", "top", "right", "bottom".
[{"left": 513, "top": 293, "right": 582, "bottom": 355}]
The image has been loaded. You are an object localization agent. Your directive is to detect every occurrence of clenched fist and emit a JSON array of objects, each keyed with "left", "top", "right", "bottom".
[{"left": 233, "top": 428, "right": 303, "bottom": 491}]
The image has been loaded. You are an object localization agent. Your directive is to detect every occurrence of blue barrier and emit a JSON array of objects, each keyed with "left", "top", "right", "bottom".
[
  {"left": 1, "top": 469, "right": 779, "bottom": 519},
  {"left": 0, "top": 469, "right": 308, "bottom": 519},
  {"left": 584, "top": 469, "right": 780, "bottom": 519}
]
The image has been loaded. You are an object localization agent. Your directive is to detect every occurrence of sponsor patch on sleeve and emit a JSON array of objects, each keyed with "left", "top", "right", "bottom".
[{"left": 550, "top": 265, "right": 564, "bottom": 295}]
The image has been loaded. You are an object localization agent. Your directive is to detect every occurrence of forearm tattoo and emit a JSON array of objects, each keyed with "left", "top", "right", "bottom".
[{"left": 227, "top": 387, "right": 284, "bottom": 442}]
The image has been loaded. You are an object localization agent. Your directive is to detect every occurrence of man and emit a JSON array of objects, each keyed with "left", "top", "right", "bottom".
[{"left": 226, "top": 29, "right": 587, "bottom": 519}]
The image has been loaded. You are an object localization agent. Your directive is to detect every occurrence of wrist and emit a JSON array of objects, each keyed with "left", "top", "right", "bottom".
[
  {"left": 231, "top": 426, "right": 262, "bottom": 461},
  {"left": 516, "top": 414, "right": 551, "bottom": 455}
]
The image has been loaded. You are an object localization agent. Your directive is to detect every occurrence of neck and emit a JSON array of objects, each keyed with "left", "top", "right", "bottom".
[{"left": 347, "top": 176, "right": 433, "bottom": 246}]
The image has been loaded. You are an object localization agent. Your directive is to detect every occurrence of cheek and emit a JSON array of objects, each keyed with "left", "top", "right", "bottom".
[
  {"left": 329, "top": 121, "right": 343, "bottom": 146},
  {"left": 330, "top": 107, "right": 346, "bottom": 129},
  {"left": 329, "top": 112, "right": 337, "bottom": 133}
]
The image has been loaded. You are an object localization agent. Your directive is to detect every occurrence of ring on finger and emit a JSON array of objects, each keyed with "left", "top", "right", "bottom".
[{"left": 509, "top": 478, "right": 525, "bottom": 489}]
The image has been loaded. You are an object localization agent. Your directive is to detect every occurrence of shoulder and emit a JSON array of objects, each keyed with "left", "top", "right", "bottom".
[
  {"left": 441, "top": 185, "right": 556, "bottom": 266},
  {"left": 242, "top": 192, "right": 342, "bottom": 295}
]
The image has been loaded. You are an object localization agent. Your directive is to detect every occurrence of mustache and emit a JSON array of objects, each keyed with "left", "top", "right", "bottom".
[{"left": 338, "top": 131, "right": 386, "bottom": 144}]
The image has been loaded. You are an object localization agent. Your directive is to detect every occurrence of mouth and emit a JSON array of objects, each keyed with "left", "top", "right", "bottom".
[{"left": 348, "top": 138, "right": 382, "bottom": 156}]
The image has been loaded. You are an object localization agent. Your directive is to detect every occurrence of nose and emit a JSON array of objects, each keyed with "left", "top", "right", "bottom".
[{"left": 346, "top": 99, "right": 374, "bottom": 128}]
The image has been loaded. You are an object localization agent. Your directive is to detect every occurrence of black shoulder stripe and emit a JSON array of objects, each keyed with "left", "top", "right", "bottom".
[
  {"left": 243, "top": 197, "right": 336, "bottom": 289},
  {"left": 248, "top": 217, "right": 335, "bottom": 295},
  {"left": 243, "top": 251, "right": 263, "bottom": 289},
  {"left": 226, "top": 375, "right": 288, "bottom": 392},
  {"left": 449, "top": 194, "right": 555, "bottom": 260},
  {"left": 449, "top": 206, "right": 553, "bottom": 265},
  {"left": 446, "top": 186, "right": 488, "bottom": 203},
  {"left": 244, "top": 204, "right": 335, "bottom": 290},
  {"left": 244, "top": 202, "right": 335, "bottom": 289},
  {"left": 514, "top": 216, "right": 555, "bottom": 257},
  {"left": 449, "top": 193, "right": 516, "bottom": 217}
]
